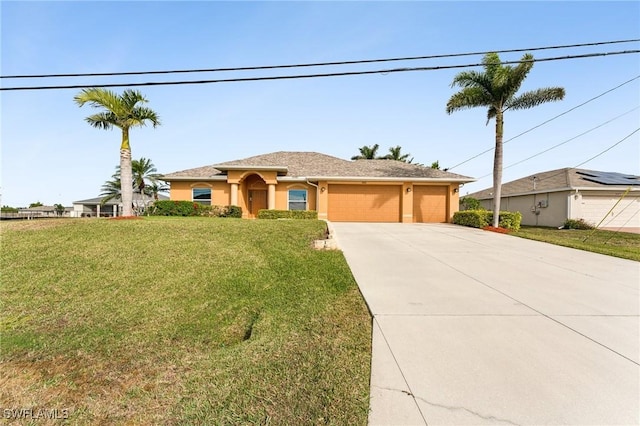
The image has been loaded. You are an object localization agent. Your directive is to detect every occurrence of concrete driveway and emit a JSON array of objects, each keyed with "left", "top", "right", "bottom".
[{"left": 331, "top": 223, "right": 639, "bottom": 425}]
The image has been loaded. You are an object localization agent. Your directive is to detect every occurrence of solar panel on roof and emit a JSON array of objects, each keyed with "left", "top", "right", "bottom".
[{"left": 576, "top": 171, "right": 640, "bottom": 186}]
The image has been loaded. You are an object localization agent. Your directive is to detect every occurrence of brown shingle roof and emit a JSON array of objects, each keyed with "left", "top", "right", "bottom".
[
  {"left": 469, "top": 168, "right": 640, "bottom": 199},
  {"left": 163, "top": 151, "right": 474, "bottom": 181}
]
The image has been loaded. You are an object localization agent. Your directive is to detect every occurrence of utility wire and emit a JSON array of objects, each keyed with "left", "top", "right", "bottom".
[
  {"left": 572, "top": 127, "right": 640, "bottom": 169},
  {"left": 2, "top": 38, "right": 638, "bottom": 80},
  {"left": 445, "top": 74, "right": 640, "bottom": 171},
  {"left": 474, "top": 106, "right": 640, "bottom": 181},
  {"left": 1, "top": 50, "right": 638, "bottom": 92},
  {"left": 532, "top": 127, "right": 640, "bottom": 185}
]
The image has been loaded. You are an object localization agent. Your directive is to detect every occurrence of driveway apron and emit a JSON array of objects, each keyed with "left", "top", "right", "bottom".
[{"left": 331, "top": 223, "right": 639, "bottom": 426}]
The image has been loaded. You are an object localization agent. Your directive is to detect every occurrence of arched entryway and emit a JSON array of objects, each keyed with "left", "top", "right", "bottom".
[{"left": 243, "top": 174, "right": 268, "bottom": 218}]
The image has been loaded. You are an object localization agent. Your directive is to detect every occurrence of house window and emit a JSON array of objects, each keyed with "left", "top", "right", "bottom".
[
  {"left": 193, "top": 188, "right": 211, "bottom": 205},
  {"left": 288, "top": 189, "right": 307, "bottom": 210}
]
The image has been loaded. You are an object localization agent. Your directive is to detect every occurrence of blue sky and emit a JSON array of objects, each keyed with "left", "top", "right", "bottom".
[{"left": 1, "top": 1, "right": 639, "bottom": 207}]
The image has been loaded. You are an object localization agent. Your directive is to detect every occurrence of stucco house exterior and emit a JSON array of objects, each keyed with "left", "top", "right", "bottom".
[
  {"left": 162, "top": 151, "right": 474, "bottom": 223},
  {"left": 467, "top": 168, "right": 640, "bottom": 228}
]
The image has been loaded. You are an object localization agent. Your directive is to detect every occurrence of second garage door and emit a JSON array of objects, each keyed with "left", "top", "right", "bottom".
[
  {"left": 413, "top": 186, "right": 448, "bottom": 223},
  {"left": 328, "top": 184, "right": 401, "bottom": 222}
]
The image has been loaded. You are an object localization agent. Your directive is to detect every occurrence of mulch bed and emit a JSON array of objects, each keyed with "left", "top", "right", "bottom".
[{"left": 482, "top": 226, "right": 510, "bottom": 234}]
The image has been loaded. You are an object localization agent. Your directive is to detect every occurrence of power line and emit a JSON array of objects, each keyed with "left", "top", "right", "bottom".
[
  {"left": 445, "top": 74, "right": 640, "bottom": 171},
  {"left": 2, "top": 38, "right": 638, "bottom": 80},
  {"left": 572, "top": 127, "right": 639, "bottom": 169},
  {"left": 534, "top": 127, "right": 640, "bottom": 185},
  {"left": 474, "top": 106, "right": 640, "bottom": 181},
  {"left": 1, "top": 50, "right": 638, "bottom": 92}
]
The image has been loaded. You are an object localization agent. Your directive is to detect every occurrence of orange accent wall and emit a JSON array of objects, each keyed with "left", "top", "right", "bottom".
[
  {"left": 275, "top": 183, "right": 317, "bottom": 211},
  {"left": 169, "top": 181, "right": 230, "bottom": 205}
]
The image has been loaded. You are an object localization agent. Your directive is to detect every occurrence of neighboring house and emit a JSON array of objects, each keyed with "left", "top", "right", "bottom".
[
  {"left": 468, "top": 168, "right": 640, "bottom": 228},
  {"left": 161, "top": 151, "right": 474, "bottom": 223},
  {"left": 72, "top": 193, "right": 168, "bottom": 217},
  {"left": 10, "top": 205, "right": 70, "bottom": 218}
]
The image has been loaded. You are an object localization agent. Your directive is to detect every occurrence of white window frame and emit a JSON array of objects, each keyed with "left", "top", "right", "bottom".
[
  {"left": 288, "top": 189, "right": 308, "bottom": 211},
  {"left": 192, "top": 188, "right": 212, "bottom": 205}
]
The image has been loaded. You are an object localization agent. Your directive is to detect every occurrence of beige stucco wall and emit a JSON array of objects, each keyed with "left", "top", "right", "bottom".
[{"left": 481, "top": 191, "right": 569, "bottom": 227}]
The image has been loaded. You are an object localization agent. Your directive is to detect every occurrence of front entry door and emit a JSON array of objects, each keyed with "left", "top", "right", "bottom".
[{"left": 248, "top": 190, "right": 267, "bottom": 218}]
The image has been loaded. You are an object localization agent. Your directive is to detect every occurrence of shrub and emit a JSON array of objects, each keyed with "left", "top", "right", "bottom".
[
  {"left": 453, "top": 210, "right": 489, "bottom": 228},
  {"left": 453, "top": 210, "right": 522, "bottom": 231},
  {"left": 150, "top": 201, "right": 242, "bottom": 218},
  {"left": 563, "top": 218, "right": 594, "bottom": 230},
  {"left": 460, "top": 197, "right": 482, "bottom": 211},
  {"left": 223, "top": 205, "right": 243, "bottom": 218},
  {"left": 257, "top": 210, "right": 318, "bottom": 220},
  {"left": 496, "top": 211, "right": 522, "bottom": 231}
]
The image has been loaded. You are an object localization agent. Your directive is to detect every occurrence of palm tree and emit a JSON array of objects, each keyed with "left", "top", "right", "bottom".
[
  {"left": 446, "top": 53, "right": 564, "bottom": 227},
  {"left": 74, "top": 88, "right": 160, "bottom": 217},
  {"left": 100, "top": 158, "right": 168, "bottom": 212},
  {"left": 351, "top": 144, "right": 381, "bottom": 160},
  {"left": 383, "top": 145, "right": 413, "bottom": 163}
]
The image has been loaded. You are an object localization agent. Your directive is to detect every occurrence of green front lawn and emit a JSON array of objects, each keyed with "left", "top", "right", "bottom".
[
  {"left": 512, "top": 226, "right": 640, "bottom": 261},
  {"left": 0, "top": 218, "right": 372, "bottom": 424}
]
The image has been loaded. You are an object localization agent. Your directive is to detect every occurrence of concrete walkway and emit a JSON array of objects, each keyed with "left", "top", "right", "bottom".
[{"left": 331, "top": 223, "right": 639, "bottom": 426}]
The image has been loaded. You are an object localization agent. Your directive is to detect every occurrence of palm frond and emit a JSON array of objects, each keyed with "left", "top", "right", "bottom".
[
  {"left": 446, "top": 87, "right": 493, "bottom": 114},
  {"left": 486, "top": 106, "right": 498, "bottom": 124},
  {"left": 85, "top": 112, "right": 118, "bottom": 130},
  {"left": 74, "top": 88, "right": 125, "bottom": 116},
  {"left": 504, "top": 53, "right": 534, "bottom": 98},
  {"left": 120, "top": 89, "right": 148, "bottom": 110},
  {"left": 505, "top": 87, "right": 565, "bottom": 111}
]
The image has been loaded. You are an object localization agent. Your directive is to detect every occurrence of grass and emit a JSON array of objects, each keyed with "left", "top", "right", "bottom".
[
  {"left": 512, "top": 226, "right": 640, "bottom": 261},
  {"left": 0, "top": 218, "right": 372, "bottom": 425}
]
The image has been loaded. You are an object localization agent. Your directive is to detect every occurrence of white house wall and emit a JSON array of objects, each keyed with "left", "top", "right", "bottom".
[{"left": 479, "top": 190, "right": 640, "bottom": 228}]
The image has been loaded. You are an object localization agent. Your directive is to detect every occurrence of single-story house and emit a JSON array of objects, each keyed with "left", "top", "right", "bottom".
[
  {"left": 161, "top": 151, "right": 474, "bottom": 223},
  {"left": 10, "top": 205, "right": 72, "bottom": 218},
  {"left": 72, "top": 193, "right": 169, "bottom": 217},
  {"left": 467, "top": 168, "right": 640, "bottom": 228}
]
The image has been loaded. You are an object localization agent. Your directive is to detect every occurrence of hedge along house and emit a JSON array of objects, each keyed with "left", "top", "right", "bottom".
[
  {"left": 162, "top": 151, "right": 474, "bottom": 222},
  {"left": 467, "top": 168, "right": 640, "bottom": 228}
]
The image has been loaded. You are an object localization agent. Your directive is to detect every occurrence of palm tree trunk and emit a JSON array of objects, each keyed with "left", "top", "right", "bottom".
[
  {"left": 120, "top": 128, "right": 134, "bottom": 217},
  {"left": 492, "top": 110, "right": 504, "bottom": 227}
]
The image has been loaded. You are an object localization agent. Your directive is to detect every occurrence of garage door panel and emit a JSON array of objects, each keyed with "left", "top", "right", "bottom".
[
  {"left": 581, "top": 195, "right": 640, "bottom": 228},
  {"left": 328, "top": 185, "right": 401, "bottom": 222},
  {"left": 413, "top": 186, "right": 448, "bottom": 223}
]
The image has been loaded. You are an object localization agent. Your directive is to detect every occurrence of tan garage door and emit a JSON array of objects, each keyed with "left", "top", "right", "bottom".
[
  {"left": 413, "top": 186, "right": 448, "bottom": 223},
  {"left": 328, "top": 184, "right": 401, "bottom": 222}
]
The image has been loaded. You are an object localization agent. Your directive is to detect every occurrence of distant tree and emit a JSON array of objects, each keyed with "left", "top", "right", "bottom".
[
  {"left": 1, "top": 205, "right": 18, "bottom": 213},
  {"left": 74, "top": 88, "right": 161, "bottom": 217},
  {"left": 460, "top": 197, "right": 482, "bottom": 211},
  {"left": 28, "top": 201, "right": 43, "bottom": 208},
  {"left": 430, "top": 161, "right": 440, "bottom": 170},
  {"left": 382, "top": 146, "right": 413, "bottom": 163},
  {"left": 54, "top": 203, "right": 65, "bottom": 216},
  {"left": 101, "top": 157, "right": 168, "bottom": 213},
  {"left": 351, "top": 144, "right": 381, "bottom": 160},
  {"left": 446, "top": 52, "right": 564, "bottom": 227}
]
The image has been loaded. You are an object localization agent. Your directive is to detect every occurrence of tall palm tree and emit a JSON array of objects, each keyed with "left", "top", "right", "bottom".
[
  {"left": 446, "top": 53, "right": 564, "bottom": 227},
  {"left": 383, "top": 145, "right": 413, "bottom": 163},
  {"left": 74, "top": 88, "right": 160, "bottom": 217},
  {"left": 351, "top": 144, "right": 381, "bottom": 160},
  {"left": 100, "top": 158, "right": 168, "bottom": 210}
]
